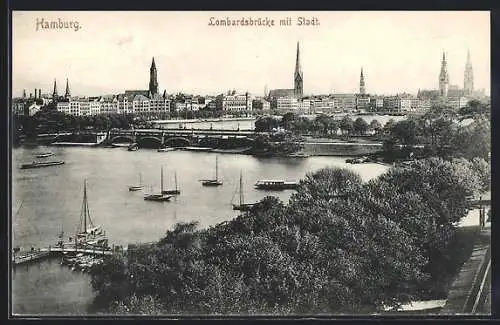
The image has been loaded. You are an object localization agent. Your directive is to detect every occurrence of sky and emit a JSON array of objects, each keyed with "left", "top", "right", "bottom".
[{"left": 12, "top": 11, "right": 490, "bottom": 97}]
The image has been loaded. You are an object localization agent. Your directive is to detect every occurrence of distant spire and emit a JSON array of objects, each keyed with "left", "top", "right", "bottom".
[
  {"left": 52, "top": 79, "right": 58, "bottom": 99},
  {"left": 359, "top": 67, "right": 366, "bottom": 95},
  {"left": 149, "top": 56, "right": 159, "bottom": 96},
  {"left": 294, "top": 42, "right": 303, "bottom": 98},
  {"left": 439, "top": 51, "right": 449, "bottom": 97},
  {"left": 64, "top": 78, "right": 71, "bottom": 98},
  {"left": 295, "top": 42, "right": 302, "bottom": 73},
  {"left": 22, "top": 89, "right": 26, "bottom": 98},
  {"left": 464, "top": 49, "right": 474, "bottom": 94}
]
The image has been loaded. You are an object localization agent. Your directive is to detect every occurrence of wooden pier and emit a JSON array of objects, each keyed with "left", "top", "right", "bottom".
[{"left": 12, "top": 246, "right": 114, "bottom": 266}]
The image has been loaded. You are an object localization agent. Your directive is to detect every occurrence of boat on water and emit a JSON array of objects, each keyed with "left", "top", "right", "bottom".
[
  {"left": 162, "top": 171, "right": 181, "bottom": 195},
  {"left": 144, "top": 167, "right": 172, "bottom": 201},
  {"left": 128, "top": 173, "right": 144, "bottom": 191},
  {"left": 34, "top": 152, "right": 54, "bottom": 158},
  {"left": 201, "top": 156, "right": 223, "bottom": 186},
  {"left": 254, "top": 179, "right": 299, "bottom": 191},
  {"left": 158, "top": 147, "right": 176, "bottom": 152},
  {"left": 128, "top": 143, "right": 139, "bottom": 151},
  {"left": 62, "top": 180, "right": 109, "bottom": 250},
  {"left": 232, "top": 171, "right": 256, "bottom": 211},
  {"left": 21, "top": 160, "right": 65, "bottom": 169}
]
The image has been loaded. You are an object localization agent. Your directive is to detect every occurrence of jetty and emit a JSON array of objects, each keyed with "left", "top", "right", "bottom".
[{"left": 12, "top": 245, "right": 113, "bottom": 266}]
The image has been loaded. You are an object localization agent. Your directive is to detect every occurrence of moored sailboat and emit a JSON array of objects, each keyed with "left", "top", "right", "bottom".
[
  {"left": 144, "top": 167, "right": 172, "bottom": 201},
  {"left": 128, "top": 173, "right": 144, "bottom": 191},
  {"left": 162, "top": 171, "right": 181, "bottom": 195},
  {"left": 201, "top": 156, "right": 223, "bottom": 186},
  {"left": 232, "top": 171, "right": 256, "bottom": 211},
  {"left": 68, "top": 180, "right": 109, "bottom": 249}
]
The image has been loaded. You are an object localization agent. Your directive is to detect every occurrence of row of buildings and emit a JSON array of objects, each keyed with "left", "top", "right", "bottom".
[{"left": 12, "top": 44, "right": 487, "bottom": 117}]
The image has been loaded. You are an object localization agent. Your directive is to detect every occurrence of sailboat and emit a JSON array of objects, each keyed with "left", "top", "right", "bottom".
[
  {"left": 201, "top": 156, "right": 223, "bottom": 186},
  {"left": 232, "top": 171, "right": 256, "bottom": 211},
  {"left": 73, "top": 180, "right": 109, "bottom": 249},
  {"left": 144, "top": 167, "right": 172, "bottom": 201},
  {"left": 128, "top": 173, "right": 144, "bottom": 191},
  {"left": 162, "top": 171, "right": 181, "bottom": 195}
]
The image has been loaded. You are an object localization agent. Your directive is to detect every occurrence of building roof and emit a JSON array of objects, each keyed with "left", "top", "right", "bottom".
[{"left": 268, "top": 89, "right": 295, "bottom": 98}]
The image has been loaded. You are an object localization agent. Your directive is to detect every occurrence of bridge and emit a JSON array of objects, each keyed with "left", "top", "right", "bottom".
[{"left": 108, "top": 128, "right": 262, "bottom": 148}]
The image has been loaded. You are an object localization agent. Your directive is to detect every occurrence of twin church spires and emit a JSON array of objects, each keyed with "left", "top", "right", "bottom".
[
  {"left": 439, "top": 50, "right": 474, "bottom": 98},
  {"left": 52, "top": 78, "right": 71, "bottom": 99}
]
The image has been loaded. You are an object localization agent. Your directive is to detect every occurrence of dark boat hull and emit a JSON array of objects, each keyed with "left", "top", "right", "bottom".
[
  {"left": 162, "top": 190, "right": 181, "bottom": 195},
  {"left": 144, "top": 194, "right": 172, "bottom": 201},
  {"left": 202, "top": 180, "right": 223, "bottom": 186},
  {"left": 129, "top": 186, "right": 143, "bottom": 191},
  {"left": 21, "top": 161, "right": 65, "bottom": 169},
  {"left": 232, "top": 203, "right": 255, "bottom": 211}
]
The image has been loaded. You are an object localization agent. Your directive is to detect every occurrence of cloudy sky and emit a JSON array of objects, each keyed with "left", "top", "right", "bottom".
[{"left": 12, "top": 11, "right": 490, "bottom": 97}]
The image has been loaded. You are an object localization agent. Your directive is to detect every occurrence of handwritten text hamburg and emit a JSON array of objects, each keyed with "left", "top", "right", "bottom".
[{"left": 208, "top": 16, "right": 319, "bottom": 27}]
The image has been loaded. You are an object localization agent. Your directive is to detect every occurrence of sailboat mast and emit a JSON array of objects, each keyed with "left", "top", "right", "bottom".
[
  {"left": 139, "top": 173, "right": 142, "bottom": 186},
  {"left": 83, "top": 180, "right": 87, "bottom": 233},
  {"left": 239, "top": 171, "right": 244, "bottom": 205},
  {"left": 215, "top": 156, "right": 218, "bottom": 181},
  {"left": 175, "top": 171, "right": 178, "bottom": 191},
  {"left": 161, "top": 167, "right": 164, "bottom": 193}
]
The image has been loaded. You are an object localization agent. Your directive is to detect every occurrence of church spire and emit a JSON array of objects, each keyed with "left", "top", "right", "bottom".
[
  {"left": 149, "top": 56, "right": 159, "bottom": 96},
  {"left": 294, "top": 42, "right": 303, "bottom": 98},
  {"left": 464, "top": 49, "right": 474, "bottom": 95},
  {"left": 52, "top": 79, "right": 58, "bottom": 99},
  {"left": 64, "top": 78, "right": 71, "bottom": 98},
  {"left": 439, "top": 51, "right": 449, "bottom": 97},
  {"left": 359, "top": 67, "right": 366, "bottom": 95}
]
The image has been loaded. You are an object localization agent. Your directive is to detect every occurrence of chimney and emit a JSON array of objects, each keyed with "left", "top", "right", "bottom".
[
  {"left": 38, "top": 89, "right": 42, "bottom": 98},
  {"left": 34, "top": 89, "right": 37, "bottom": 99},
  {"left": 29, "top": 93, "right": 33, "bottom": 98}
]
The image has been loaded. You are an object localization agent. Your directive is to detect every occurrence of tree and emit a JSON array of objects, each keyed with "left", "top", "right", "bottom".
[
  {"left": 369, "top": 119, "right": 382, "bottom": 133},
  {"left": 353, "top": 117, "right": 369, "bottom": 135},
  {"left": 280, "top": 112, "right": 298, "bottom": 131},
  {"left": 254, "top": 116, "right": 279, "bottom": 132},
  {"left": 339, "top": 116, "right": 354, "bottom": 136}
]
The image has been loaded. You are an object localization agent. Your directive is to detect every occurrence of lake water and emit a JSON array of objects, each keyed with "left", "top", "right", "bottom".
[{"left": 12, "top": 145, "right": 390, "bottom": 315}]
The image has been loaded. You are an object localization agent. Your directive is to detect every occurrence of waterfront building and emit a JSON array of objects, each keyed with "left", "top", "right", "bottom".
[
  {"left": 276, "top": 96, "right": 298, "bottom": 112},
  {"left": 222, "top": 93, "right": 253, "bottom": 112},
  {"left": 252, "top": 98, "right": 271, "bottom": 111},
  {"left": 333, "top": 93, "right": 357, "bottom": 112},
  {"left": 11, "top": 98, "right": 26, "bottom": 116},
  {"left": 447, "top": 96, "right": 470, "bottom": 110}
]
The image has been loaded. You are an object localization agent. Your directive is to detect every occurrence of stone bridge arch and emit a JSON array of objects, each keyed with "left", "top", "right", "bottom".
[
  {"left": 110, "top": 135, "right": 135, "bottom": 144},
  {"left": 164, "top": 137, "right": 191, "bottom": 147},
  {"left": 137, "top": 136, "right": 162, "bottom": 149}
]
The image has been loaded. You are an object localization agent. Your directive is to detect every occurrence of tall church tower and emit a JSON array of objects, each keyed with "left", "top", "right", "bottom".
[
  {"left": 64, "top": 78, "right": 71, "bottom": 98},
  {"left": 359, "top": 67, "right": 366, "bottom": 95},
  {"left": 439, "top": 52, "right": 449, "bottom": 98},
  {"left": 149, "top": 57, "right": 159, "bottom": 96},
  {"left": 464, "top": 49, "right": 474, "bottom": 95},
  {"left": 52, "top": 79, "right": 58, "bottom": 100},
  {"left": 294, "top": 42, "right": 303, "bottom": 98}
]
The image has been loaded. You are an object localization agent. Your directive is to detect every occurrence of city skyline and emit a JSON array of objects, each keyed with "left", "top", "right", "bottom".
[{"left": 12, "top": 11, "right": 490, "bottom": 97}]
